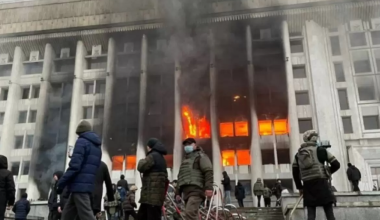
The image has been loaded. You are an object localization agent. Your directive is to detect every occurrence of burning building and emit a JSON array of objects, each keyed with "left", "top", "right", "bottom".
[{"left": 0, "top": 0, "right": 380, "bottom": 206}]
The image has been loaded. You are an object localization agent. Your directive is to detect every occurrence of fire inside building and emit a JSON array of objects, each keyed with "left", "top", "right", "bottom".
[{"left": 0, "top": 0, "right": 380, "bottom": 207}]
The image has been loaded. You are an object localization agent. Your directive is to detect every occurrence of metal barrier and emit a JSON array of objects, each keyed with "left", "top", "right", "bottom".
[{"left": 5, "top": 214, "right": 44, "bottom": 220}]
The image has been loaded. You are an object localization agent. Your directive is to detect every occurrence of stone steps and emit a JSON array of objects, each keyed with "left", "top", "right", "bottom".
[{"left": 232, "top": 207, "right": 284, "bottom": 220}]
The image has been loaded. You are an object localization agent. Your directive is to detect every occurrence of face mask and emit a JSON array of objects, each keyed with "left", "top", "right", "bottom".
[{"left": 184, "top": 145, "right": 194, "bottom": 153}]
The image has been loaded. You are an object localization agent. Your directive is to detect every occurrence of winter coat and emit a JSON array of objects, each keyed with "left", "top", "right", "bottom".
[
  {"left": 274, "top": 183, "right": 283, "bottom": 197},
  {"left": 92, "top": 161, "right": 114, "bottom": 214},
  {"left": 122, "top": 191, "right": 137, "bottom": 211},
  {"left": 117, "top": 179, "right": 129, "bottom": 192},
  {"left": 0, "top": 155, "right": 16, "bottom": 211},
  {"left": 253, "top": 179, "right": 264, "bottom": 196},
  {"left": 177, "top": 147, "right": 214, "bottom": 201},
  {"left": 48, "top": 171, "right": 66, "bottom": 211},
  {"left": 222, "top": 172, "right": 231, "bottom": 191},
  {"left": 234, "top": 183, "right": 245, "bottom": 200},
  {"left": 137, "top": 140, "right": 168, "bottom": 207},
  {"left": 347, "top": 166, "right": 361, "bottom": 181},
  {"left": 263, "top": 187, "right": 272, "bottom": 198},
  {"left": 12, "top": 198, "right": 30, "bottom": 219},
  {"left": 57, "top": 131, "right": 102, "bottom": 194},
  {"left": 292, "top": 143, "right": 341, "bottom": 207}
]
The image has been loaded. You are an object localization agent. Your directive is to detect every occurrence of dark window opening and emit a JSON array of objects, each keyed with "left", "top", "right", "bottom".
[
  {"left": 342, "top": 117, "right": 353, "bottom": 134},
  {"left": 363, "top": 115, "right": 380, "bottom": 130}
]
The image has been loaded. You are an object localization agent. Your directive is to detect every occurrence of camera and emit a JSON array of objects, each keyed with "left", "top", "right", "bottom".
[{"left": 318, "top": 140, "right": 331, "bottom": 148}]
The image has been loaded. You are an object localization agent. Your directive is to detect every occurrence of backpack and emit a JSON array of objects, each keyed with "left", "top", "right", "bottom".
[
  {"left": 117, "top": 188, "right": 126, "bottom": 202},
  {"left": 297, "top": 148, "right": 314, "bottom": 170}
]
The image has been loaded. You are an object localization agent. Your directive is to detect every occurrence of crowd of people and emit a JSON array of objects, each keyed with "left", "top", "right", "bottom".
[{"left": 0, "top": 120, "right": 372, "bottom": 220}]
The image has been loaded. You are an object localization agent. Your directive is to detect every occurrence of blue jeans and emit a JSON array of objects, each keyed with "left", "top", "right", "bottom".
[{"left": 224, "top": 190, "right": 231, "bottom": 204}]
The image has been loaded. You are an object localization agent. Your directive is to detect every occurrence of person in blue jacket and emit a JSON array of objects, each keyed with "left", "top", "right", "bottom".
[
  {"left": 57, "top": 120, "right": 102, "bottom": 220},
  {"left": 12, "top": 193, "right": 30, "bottom": 220}
]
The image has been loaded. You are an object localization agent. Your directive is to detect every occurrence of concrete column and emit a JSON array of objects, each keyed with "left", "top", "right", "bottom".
[
  {"left": 101, "top": 38, "right": 116, "bottom": 170},
  {"left": 135, "top": 34, "right": 148, "bottom": 206},
  {"left": 209, "top": 30, "right": 222, "bottom": 204},
  {"left": 282, "top": 21, "right": 301, "bottom": 162},
  {"left": 172, "top": 55, "right": 183, "bottom": 180},
  {"left": 305, "top": 20, "right": 348, "bottom": 191},
  {"left": 1, "top": 46, "right": 25, "bottom": 163},
  {"left": 66, "top": 41, "right": 86, "bottom": 169},
  {"left": 27, "top": 43, "right": 55, "bottom": 200},
  {"left": 246, "top": 25, "right": 263, "bottom": 206}
]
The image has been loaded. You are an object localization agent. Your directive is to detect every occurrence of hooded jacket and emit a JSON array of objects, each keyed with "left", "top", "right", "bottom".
[
  {"left": 57, "top": 131, "right": 102, "bottom": 194},
  {"left": 347, "top": 165, "right": 361, "bottom": 181},
  {"left": 253, "top": 178, "right": 264, "bottom": 196},
  {"left": 222, "top": 171, "right": 231, "bottom": 191},
  {"left": 92, "top": 161, "right": 114, "bottom": 214},
  {"left": 122, "top": 190, "right": 137, "bottom": 211},
  {"left": 235, "top": 182, "right": 245, "bottom": 200},
  {"left": 48, "top": 171, "right": 63, "bottom": 211},
  {"left": 12, "top": 196, "right": 30, "bottom": 219},
  {"left": 137, "top": 140, "right": 168, "bottom": 207},
  {"left": 0, "top": 155, "right": 16, "bottom": 207}
]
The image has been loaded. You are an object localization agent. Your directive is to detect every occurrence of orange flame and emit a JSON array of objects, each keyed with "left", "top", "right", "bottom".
[{"left": 182, "top": 105, "right": 211, "bottom": 139}]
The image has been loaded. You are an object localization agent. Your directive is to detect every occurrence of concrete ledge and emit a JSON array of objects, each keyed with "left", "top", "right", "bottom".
[{"left": 282, "top": 192, "right": 380, "bottom": 220}]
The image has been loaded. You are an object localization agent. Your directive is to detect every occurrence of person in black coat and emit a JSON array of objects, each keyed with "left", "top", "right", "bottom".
[
  {"left": 221, "top": 171, "right": 231, "bottom": 204},
  {"left": 116, "top": 175, "right": 129, "bottom": 192},
  {"left": 92, "top": 161, "right": 114, "bottom": 218},
  {"left": 12, "top": 193, "right": 30, "bottom": 220},
  {"left": 0, "top": 155, "right": 16, "bottom": 220},
  {"left": 346, "top": 163, "right": 361, "bottom": 192},
  {"left": 48, "top": 171, "right": 62, "bottom": 220},
  {"left": 234, "top": 182, "right": 245, "bottom": 208}
]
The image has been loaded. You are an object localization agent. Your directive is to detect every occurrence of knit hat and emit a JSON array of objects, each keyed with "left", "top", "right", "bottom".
[
  {"left": 146, "top": 138, "right": 159, "bottom": 148},
  {"left": 182, "top": 138, "right": 196, "bottom": 145},
  {"left": 76, "top": 120, "right": 92, "bottom": 134},
  {"left": 130, "top": 185, "right": 138, "bottom": 191},
  {"left": 303, "top": 130, "right": 319, "bottom": 142}
]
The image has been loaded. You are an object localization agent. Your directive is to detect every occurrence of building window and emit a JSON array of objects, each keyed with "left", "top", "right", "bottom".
[
  {"left": 220, "top": 122, "right": 234, "bottom": 137},
  {"left": 112, "top": 156, "right": 123, "bottom": 170},
  {"left": 290, "top": 40, "right": 303, "bottom": 53},
  {"left": 84, "top": 82, "right": 94, "bottom": 94},
  {"left": 32, "top": 86, "right": 39, "bottom": 99},
  {"left": 352, "top": 51, "right": 372, "bottom": 74},
  {"left": 22, "top": 88, "right": 30, "bottom": 99},
  {"left": 330, "top": 36, "right": 341, "bottom": 56},
  {"left": 0, "top": 88, "right": 8, "bottom": 101},
  {"left": 18, "top": 111, "right": 27, "bottom": 123},
  {"left": 371, "top": 31, "right": 380, "bottom": 45},
  {"left": 22, "top": 161, "right": 30, "bottom": 175},
  {"left": 14, "top": 136, "right": 23, "bottom": 149},
  {"left": 94, "top": 106, "right": 104, "bottom": 119},
  {"left": 125, "top": 156, "right": 136, "bottom": 170},
  {"left": 28, "top": 110, "right": 37, "bottom": 123},
  {"left": 293, "top": 66, "right": 306, "bottom": 78},
  {"left": 374, "top": 49, "right": 380, "bottom": 72},
  {"left": 0, "top": 112, "right": 4, "bottom": 124},
  {"left": 96, "top": 80, "right": 106, "bottom": 94},
  {"left": 334, "top": 63, "right": 345, "bottom": 82},
  {"left": 298, "top": 119, "right": 313, "bottom": 133},
  {"left": 350, "top": 32, "right": 367, "bottom": 47},
  {"left": 83, "top": 107, "right": 93, "bottom": 119},
  {"left": 342, "top": 117, "right": 353, "bottom": 134},
  {"left": 222, "top": 150, "right": 235, "bottom": 166},
  {"left": 11, "top": 162, "right": 20, "bottom": 176},
  {"left": 295, "top": 91, "right": 310, "bottom": 105},
  {"left": 338, "top": 89, "right": 349, "bottom": 110},
  {"left": 25, "top": 135, "right": 34, "bottom": 149},
  {"left": 51, "top": 84, "right": 62, "bottom": 97},
  {"left": 363, "top": 115, "right": 380, "bottom": 130},
  {"left": 356, "top": 76, "right": 376, "bottom": 101}
]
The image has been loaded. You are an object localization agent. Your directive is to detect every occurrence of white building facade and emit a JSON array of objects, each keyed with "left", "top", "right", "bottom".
[{"left": 0, "top": 0, "right": 379, "bottom": 204}]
